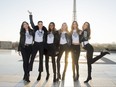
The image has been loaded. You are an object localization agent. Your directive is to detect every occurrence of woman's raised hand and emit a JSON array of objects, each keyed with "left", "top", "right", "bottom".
[{"left": 28, "top": 10, "right": 32, "bottom": 15}]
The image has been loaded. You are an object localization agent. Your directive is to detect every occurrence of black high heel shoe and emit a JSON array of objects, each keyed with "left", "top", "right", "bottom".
[
  {"left": 101, "top": 49, "right": 110, "bottom": 55},
  {"left": 53, "top": 74, "right": 56, "bottom": 82},
  {"left": 56, "top": 74, "right": 61, "bottom": 81},
  {"left": 76, "top": 76, "right": 79, "bottom": 81},
  {"left": 37, "top": 73, "right": 41, "bottom": 81},
  {"left": 73, "top": 77, "right": 77, "bottom": 81},
  {"left": 73, "top": 76, "right": 79, "bottom": 81},
  {"left": 84, "top": 77, "right": 92, "bottom": 83},
  {"left": 62, "top": 72, "right": 65, "bottom": 81},
  {"left": 46, "top": 73, "right": 50, "bottom": 81}
]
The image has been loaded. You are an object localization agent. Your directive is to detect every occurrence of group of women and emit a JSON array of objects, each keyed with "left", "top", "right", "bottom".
[{"left": 18, "top": 11, "right": 110, "bottom": 83}]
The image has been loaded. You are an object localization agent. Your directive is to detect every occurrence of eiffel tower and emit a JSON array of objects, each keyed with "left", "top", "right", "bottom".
[{"left": 73, "top": 0, "right": 77, "bottom": 21}]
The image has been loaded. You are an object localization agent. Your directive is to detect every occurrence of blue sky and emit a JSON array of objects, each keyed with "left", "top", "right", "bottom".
[{"left": 0, "top": 0, "right": 116, "bottom": 43}]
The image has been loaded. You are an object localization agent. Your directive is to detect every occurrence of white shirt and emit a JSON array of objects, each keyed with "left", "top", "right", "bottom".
[
  {"left": 82, "top": 41, "right": 89, "bottom": 47},
  {"left": 72, "top": 29, "right": 79, "bottom": 44},
  {"left": 47, "top": 32, "right": 54, "bottom": 44},
  {"left": 25, "top": 31, "right": 33, "bottom": 44},
  {"left": 35, "top": 30, "right": 44, "bottom": 42},
  {"left": 60, "top": 32, "right": 67, "bottom": 45}
]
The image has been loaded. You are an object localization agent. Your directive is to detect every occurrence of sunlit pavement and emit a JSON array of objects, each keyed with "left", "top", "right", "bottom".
[{"left": 0, "top": 50, "right": 116, "bottom": 87}]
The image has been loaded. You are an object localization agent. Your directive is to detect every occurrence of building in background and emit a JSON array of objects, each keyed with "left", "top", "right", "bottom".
[{"left": 0, "top": 41, "right": 12, "bottom": 49}]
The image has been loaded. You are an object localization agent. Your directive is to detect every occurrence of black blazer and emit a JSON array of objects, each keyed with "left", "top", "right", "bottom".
[
  {"left": 18, "top": 29, "right": 33, "bottom": 51},
  {"left": 47, "top": 31, "right": 59, "bottom": 44},
  {"left": 29, "top": 15, "right": 47, "bottom": 44},
  {"left": 46, "top": 30, "right": 59, "bottom": 48}
]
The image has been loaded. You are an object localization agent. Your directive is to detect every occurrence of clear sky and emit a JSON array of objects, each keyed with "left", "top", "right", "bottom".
[{"left": 0, "top": 0, "right": 116, "bottom": 43}]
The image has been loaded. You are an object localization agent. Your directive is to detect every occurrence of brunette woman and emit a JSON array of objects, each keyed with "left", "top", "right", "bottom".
[
  {"left": 45, "top": 22, "right": 59, "bottom": 82},
  {"left": 81, "top": 22, "right": 110, "bottom": 83},
  {"left": 28, "top": 11, "right": 47, "bottom": 81},
  {"left": 70, "top": 21, "right": 81, "bottom": 81},
  {"left": 18, "top": 21, "right": 33, "bottom": 82},
  {"left": 57, "top": 23, "right": 71, "bottom": 81}
]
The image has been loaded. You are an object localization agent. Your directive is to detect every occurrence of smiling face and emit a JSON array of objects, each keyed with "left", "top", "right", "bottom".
[
  {"left": 48, "top": 22, "right": 55, "bottom": 32},
  {"left": 61, "top": 23, "right": 68, "bottom": 32},
  {"left": 82, "top": 22, "right": 91, "bottom": 38},
  {"left": 83, "top": 22, "right": 89, "bottom": 30},
  {"left": 22, "top": 22, "right": 29, "bottom": 30},
  {"left": 49, "top": 23, "right": 54, "bottom": 30},
  {"left": 71, "top": 21, "right": 79, "bottom": 32},
  {"left": 72, "top": 21, "right": 78, "bottom": 29}
]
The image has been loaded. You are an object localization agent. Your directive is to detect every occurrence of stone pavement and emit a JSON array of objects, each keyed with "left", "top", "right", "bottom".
[{"left": 0, "top": 50, "right": 116, "bottom": 87}]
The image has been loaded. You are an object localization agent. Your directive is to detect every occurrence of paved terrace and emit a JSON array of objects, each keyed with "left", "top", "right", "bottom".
[{"left": 0, "top": 50, "right": 116, "bottom": 87}]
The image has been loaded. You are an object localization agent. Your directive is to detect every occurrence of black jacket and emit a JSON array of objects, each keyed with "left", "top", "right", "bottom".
[
  {"left": 80, "top": 30, "right": 90, "bottom": 42},
  {"left": 18, "top": 29, "right": 33, "bottom": 51},
  {"left": 29, "top": 15, "right": 47, "bottom": 44}
]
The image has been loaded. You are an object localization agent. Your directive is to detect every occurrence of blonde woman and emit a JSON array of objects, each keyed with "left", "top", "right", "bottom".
[{"left": 56, "top": 23, "right": 71, "bottom": 81}]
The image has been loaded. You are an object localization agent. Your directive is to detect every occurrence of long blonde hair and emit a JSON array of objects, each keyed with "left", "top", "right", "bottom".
[{"left": 60, "top": 22, "right": 69, "bottom": 33}]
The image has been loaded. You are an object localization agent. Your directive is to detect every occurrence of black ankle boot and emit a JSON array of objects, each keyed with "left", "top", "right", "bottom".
[
  {"left": 84, "top": 77, "right": 92, "bottom": 83},
  {"left": 37, "top": 73, "right": 41, "bottom": 81},
  {"left": 46, "top": 73, "right": 50, "bottom": 81},
  {"left": 25, "top": 74, "right": 30, "bottom": 82},
  {"left": 53, "top": 74, "right": 56, "bottom": 82},
  {"left": 25, "top": 77, "right": 30, "bottom": 82}
]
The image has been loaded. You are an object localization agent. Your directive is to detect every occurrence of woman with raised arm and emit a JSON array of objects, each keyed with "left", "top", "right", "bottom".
[
  {"left": 81, "top": 22, "right": 110, "bottom": 83},
  {"left": 28, "top": 11, "right": 47, "bottom": 81},
  {"left": 56, "top": 23, "right": 71, "bottom": 81},
  {"left": 70, "top": 21, "right": 81, "bottom": 81},
  {"left": 45, "top": 22, "right": 59, "bottom": 82},
  {"left": 18, "top": 21, "right": 33, "bottom": 82}
]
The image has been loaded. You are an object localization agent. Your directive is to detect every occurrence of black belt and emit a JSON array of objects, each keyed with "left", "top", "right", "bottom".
[{"left": 25, "top": 44, "right": 32, "bottom": 46}]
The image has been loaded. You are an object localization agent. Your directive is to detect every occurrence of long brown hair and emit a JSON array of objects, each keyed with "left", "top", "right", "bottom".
[
  {"left": 48, "top": 22, "right": 56, "bottom": 32},
  {"left": 71, "top": 21, "right": 80, "bottom": 34},
  {"left": 20, "top": 21, "right": 31, "bottom": 33},
  {"left": 82, "top": 22, "right": 91, "bottom": 38}
]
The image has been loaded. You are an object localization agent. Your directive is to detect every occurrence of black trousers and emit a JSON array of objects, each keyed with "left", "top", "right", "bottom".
[
  {"left": 57, "top": 44, "right": 69, "bottom": 75},
  {"left": 84, "top": 43, "right": 107, "bottom": 78},
  {"left": 45, "top": 44, "right": 56, "bottom": 75},
  {"left": 71, "top": 45, "right": 80, "bottom": 77},
  {"left": 29, "top": 42, "right": 44, "bottom": 72},
  {"left": 21, "top": 45, "right": 32, "bottom": 76}
]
